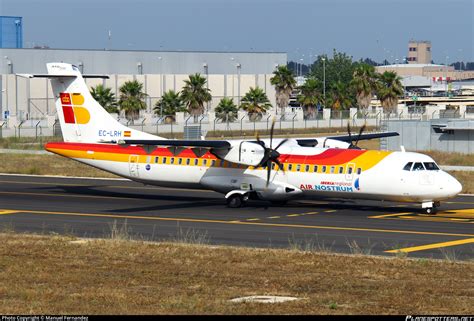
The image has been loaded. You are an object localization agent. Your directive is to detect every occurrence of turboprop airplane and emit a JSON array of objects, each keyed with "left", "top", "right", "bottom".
[{"left": 22, "top": 63, "right": 462, "bottom": 214}]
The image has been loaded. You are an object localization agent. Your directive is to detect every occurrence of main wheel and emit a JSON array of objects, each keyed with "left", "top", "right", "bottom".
[
  {"left": 423, "top": 207, "right": 437, "bottom": 215},
  {"left": 227, "top": 194, "right": 244, "bottom": 208}
]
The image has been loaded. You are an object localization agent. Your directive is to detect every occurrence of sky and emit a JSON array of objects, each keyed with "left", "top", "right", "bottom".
[{"left": 1, "top": 0, "right": 473, "bottom": 64}]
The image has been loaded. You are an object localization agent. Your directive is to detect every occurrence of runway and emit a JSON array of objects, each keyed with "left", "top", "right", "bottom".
[{"left": 0, "top": 174, "right": 473, "bottom": 260}]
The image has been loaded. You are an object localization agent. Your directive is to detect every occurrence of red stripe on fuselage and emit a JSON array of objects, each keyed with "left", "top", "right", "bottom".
[{"left": 45, "top": 142, "right": 366, "bottom": 165}]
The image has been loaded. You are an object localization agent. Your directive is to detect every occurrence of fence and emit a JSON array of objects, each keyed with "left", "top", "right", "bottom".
[{"left": 1, "top": 105, "right": 473, "bottom": 139}]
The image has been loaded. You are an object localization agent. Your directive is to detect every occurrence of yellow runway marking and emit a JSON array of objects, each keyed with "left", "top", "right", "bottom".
[
  {"left": 325, "top": 210, "right": 337, "bottom": 213},
  {"left": 287, "top": 214, "right": 301, "bottom": 217},
  {"left": 268, "top": 216, "right": 281, "bottom": 219},
  {"left": 247, "top": 218, "right": 260, "bottom": 221},
  {"left": 305, "top": 212, "right": 319, "bottom": 215},
  {"left": 0, "top": 210, "right": 19, "bottom": 215},
  {"left": 2, "top": 208, "right": 474, "bottom": 238},
  {"left": 369, "top": 209, "right": 474, "bottom": 223},
  {"left": 386, "top": 238, "right": 474, "bottom": 253},
  {"left": 368, "top": 212, "right": 414, "bottom": 219}
]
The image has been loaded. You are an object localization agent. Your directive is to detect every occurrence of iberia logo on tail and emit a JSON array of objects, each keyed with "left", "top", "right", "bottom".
[{"left": 60, "top": 93, "right": 90, "bottom": 124}]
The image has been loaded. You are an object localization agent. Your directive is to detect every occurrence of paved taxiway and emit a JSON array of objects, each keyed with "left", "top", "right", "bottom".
[{"left": 0, "top": 174, "right": 473, "bottom": 260}]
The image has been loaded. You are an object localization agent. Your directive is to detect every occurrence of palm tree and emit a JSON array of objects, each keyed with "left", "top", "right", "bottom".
[
  {"left": 153, "top": 90, "right": 187, "bottom": 123},
  {"left": 297, "top": 78, "right": 322, "bottom": 119},
  {"left": 215, "top": 97, "right": 238, "bottom": 122},
  {"left": 350, "top": 63, "right": 377, "bottom": 111},
  {"left": 240, "top": 87, "right": 272, "bottom": 121},
  {"left": 181, "top": 73, "right": 212, "bottom": 121},
  {"left": 327, "top": 81, "right": 352, "bottom": 110},
  {"left": 270, "top": 65, "right": 296, "bottom": 115},
  {"left": 90, "top": 84, "right": 118, "bottom": 114},
  {"left": 118, "top": 80, "right": 147, "bottom": 122},
  {"left": 376, "top": 71, "right": 404, "bottom": 114}
]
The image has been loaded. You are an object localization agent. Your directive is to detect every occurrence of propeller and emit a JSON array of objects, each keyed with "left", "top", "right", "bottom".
[
  {"left": 255, "top": 118, "right": 287, "bottom": 186},
  {"left": 347, "top": 123, "right": 366, "bottom": 149}
]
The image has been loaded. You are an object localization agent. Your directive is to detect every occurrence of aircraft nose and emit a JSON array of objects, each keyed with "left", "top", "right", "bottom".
[{"left": 446, "top": 175, "right": 463, "bottom": 197}]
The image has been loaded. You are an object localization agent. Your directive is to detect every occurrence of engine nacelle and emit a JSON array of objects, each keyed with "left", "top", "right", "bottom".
[
  {"left": 212, "top": 141, "right": 265, "bottom": 166},
  {"left": 321, "top": 138, "right": 351, "bottom": 149}
]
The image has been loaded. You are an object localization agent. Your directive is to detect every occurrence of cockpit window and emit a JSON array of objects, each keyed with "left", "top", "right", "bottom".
[
  {"left": 403, "top": 162, "right": 413, "bottom": 171},
  {"left": 424, "top": 162, "right": 440, "bottom": 170},
  {"left": 412, "top": 162, "right": 425, "bottom": 171}
]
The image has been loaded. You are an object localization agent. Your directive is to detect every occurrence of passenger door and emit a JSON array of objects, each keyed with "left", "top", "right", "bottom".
[{"left": 129, "top": 154, "right": 140, "bottom": 178}]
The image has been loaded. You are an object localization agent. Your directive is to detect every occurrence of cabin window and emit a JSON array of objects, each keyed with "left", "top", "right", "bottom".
[
  {"left": 403, "top": 162, "right": 413, "bottom": 171},
  {"left": 186, "top": 158, "right": 190, "bottom": 165},
  {"left": 296, "top": 164, "right": 301, "bottom": 172},
  {"left": 170, "top": 157, "right": 175, "bottom": 164},
  {"left": 178, "top": 158, "right": 183, "bottom": 165},
  {"left": 338, "top": 166, "right": 344, "bottom": 174},
  {"left": 203, "top": 159, "right": 208, "bottom": 166},
  {"left": 322, "top": 165, "right": 327, "bottom": 173},
  {"left": 348, "top": 167, "right": 353, "bottom": 175},
  {"left": 305, "top": 165, "right": 310, "bottom": 172},
  {"left": 288, "top": 164, "right": 293, "bottom": 171},
  {"left": 163, "top": 157, "right": 167, "bottom": 164},
  {"left": 330, "top": 166, "right": 335, "bottom": 173},
  {"left": 220, "top": 160, "right": 225, "bottom": 167},
  {"left": 357, "top": 168, "right": 362, "bottom": 175},
  {"left": 194, "top": 158, "right": 198, "bottom": 166},
  {"left": 424, "top": 162, "right": 439, "bottom": 171},
  {"left": 211, "top": 160, "right": 215, "bottom": 167},
  {"left": 413, "top": 162, "right": 425, "bottom": 171},
  {"left": 155, "top": 156, "right": 159, "bottom": 163},
  {"left": 313, "top": 165, "right": 318, "bottom": 173},
  {"left": 272, "top": 163, "right": 276, "bottom": 170}
]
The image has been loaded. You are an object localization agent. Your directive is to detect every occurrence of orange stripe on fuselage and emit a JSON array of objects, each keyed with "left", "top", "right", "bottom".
[{"left": 45, "top": 142, "right": 391, "bottom": 172}]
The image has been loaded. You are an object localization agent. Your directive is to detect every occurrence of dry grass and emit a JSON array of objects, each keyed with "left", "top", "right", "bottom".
[
  {"left": 0, "top": 233, "right": 472, "bottom": 314},
  {"left": 423, "top": 151, "right": 474, "bottom": 167},
  {"left": 448, "top": 171, "right": 474, "bottom": 194},
  {"left": 0, "top": 153, "right": 118, "bottom": 178}
]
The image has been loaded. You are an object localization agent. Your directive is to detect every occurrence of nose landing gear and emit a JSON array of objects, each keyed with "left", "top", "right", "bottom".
[{"left": 421, "top": 201, "right": 440, "bottom": 215}]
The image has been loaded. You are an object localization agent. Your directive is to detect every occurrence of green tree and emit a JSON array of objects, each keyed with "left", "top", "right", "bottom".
[
  {"left": 376, "top": 71, "right": 404, "bottom": 114},
  {"left": 118, "top": 80, "right": 147, "bottom": 122},
  {"left": 181, "top": 73, "right": 212, "bottom": 121},
  {"left": 90, "top": 84, "right": 118, "bottom": 113},
  {"left": 240, "top": 87, "right": 272, "bottom": 121},
  {"left": 326, "top": 81, "right": 352, "bottom": 110},
  {"left": 270, "top": 65, "right": 296, "bottom": 115},
  {"left": 309, "top": 50, "right": 356, "bottom": 89},
  {"left": 215, "top": 97, "right": 238, "bottom": 122},
  {"left": 153, "top": 90, "right": 187, "bottom": 123},
  {"left": 350, "top": 63, "right": 378, "bottom": 110},
  {"left": 297, "top": 78, "right": 322, "bottom": 119}
]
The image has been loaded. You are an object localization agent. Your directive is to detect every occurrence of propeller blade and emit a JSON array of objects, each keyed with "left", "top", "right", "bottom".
[
  {"left": 269, "top": 117, "right": 276, "bottom": 149},
  {"left": 355, "top": 124, "right": 366, "bottom": 146},
  {"left": 266, "top": 160, "right": 272, "bottom": 187},
  {"left": 274, "top": 138, "right": 288, "bottom": 151},
  {"left": 274, "top": 158, "right": 285, "bottom": 173}
]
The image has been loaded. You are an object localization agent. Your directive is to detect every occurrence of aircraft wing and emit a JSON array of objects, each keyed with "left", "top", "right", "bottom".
[
  {"left": 296, "top": 131, "right": 399, "bottom": 147},
  {"left": 120, "top": 139, "right": 230, "bottom": 149}
]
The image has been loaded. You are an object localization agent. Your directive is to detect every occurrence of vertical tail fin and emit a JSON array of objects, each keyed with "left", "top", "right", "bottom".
[{"left": 29, "top": 63, "right": 159, "bottom": 143}]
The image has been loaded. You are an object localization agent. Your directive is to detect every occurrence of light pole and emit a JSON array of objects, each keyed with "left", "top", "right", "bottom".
[
  {"left": 158, "top": 56, "right": 163, "bottom": 116},
  {"left": 322, "top": 57, "right": 326, "bottom": 107},
  {"left": 230, "top": 57, "right": 235, "bottom": 99},
  {"left": 236, "top": 63, "right": 241, "bottom": 106},
  {"left": 203, "top": 62, "right": 209, "bottom": 112},
  {"left": 445, "top": 56, "right": 449, "bottom": 97}
]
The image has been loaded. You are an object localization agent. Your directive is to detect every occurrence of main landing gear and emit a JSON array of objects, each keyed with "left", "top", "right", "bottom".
[
  {"left": 226, "top": 192, "right": 251, "bottom": 208},
  {"left": 421, "top": 201, "right": 440, "bottom": 215}
]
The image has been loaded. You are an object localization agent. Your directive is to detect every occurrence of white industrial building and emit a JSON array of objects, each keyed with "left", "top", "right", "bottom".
[{"left": 0, "top": 48, "right": 287, "bottom": 124}]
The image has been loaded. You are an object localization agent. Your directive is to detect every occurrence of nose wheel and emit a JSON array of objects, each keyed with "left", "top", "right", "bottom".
[{"left": 421, "top": 201, "right": 440, "bottom": 215}]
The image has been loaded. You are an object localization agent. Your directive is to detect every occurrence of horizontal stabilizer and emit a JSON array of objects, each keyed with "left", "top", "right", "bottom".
[{"left": 18, "top": 74, "right": 109, "bottom": 79}]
